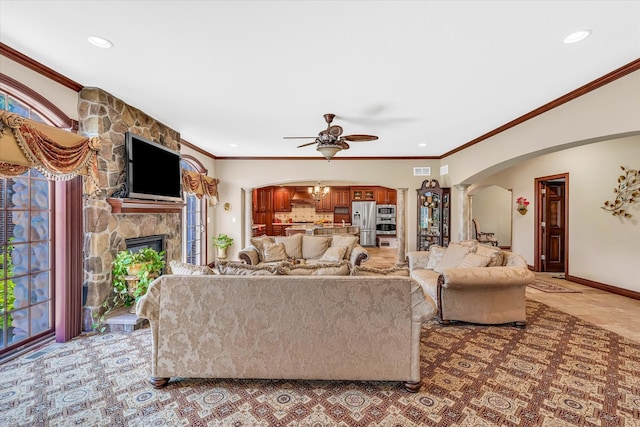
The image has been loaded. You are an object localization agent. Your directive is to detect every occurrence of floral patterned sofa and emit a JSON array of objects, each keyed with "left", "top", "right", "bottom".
[
  {"left": 233, "top": 233, "right": 369, "bottom": 275},
  {"left": 136, "top": 274, "right": 436, "bottom": 391},
  {"left": 406, "top": 241, "right": 534, "bottom": 327}
]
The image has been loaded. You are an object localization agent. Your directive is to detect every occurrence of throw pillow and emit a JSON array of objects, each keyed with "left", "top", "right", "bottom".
[
  {"left": 474, "top": 244, "right": 504, "bottom": 267},
  {"left": 302, "top": 235, "right": 331, "bottom": 260},
  {"left": 169, "top": 260, "right": 214, "bottom": 275},
  {"left": 426, "top": 245, "right": 446, "bottom": 270},
  {"left": 274, "top": 234, "right": 303, "bottom": 259},
  {"left": 250, "top": 235, "right": 275, "bottom": 261},
  {"left": 330, "top": 234, "right": 359, "bottom": 260},
  {"left": 434, "top": 242, "right": 473, "bottom": 273},
  {"left": 458, "top": 253, "right": 491, "bottom": 268},
  {"left": 216, "top": 260, "right": 279, "bottom": 275},
  {"left": 320, "top": 245, "right": 348, "bottom": 262},
  {"left": 261, "top": 242, "right": 288, "bottom": 263}
]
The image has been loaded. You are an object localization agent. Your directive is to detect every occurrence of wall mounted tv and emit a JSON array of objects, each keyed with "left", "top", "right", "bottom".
[{"left": 125, "top": 132, "right": 183, "bottom": 203}]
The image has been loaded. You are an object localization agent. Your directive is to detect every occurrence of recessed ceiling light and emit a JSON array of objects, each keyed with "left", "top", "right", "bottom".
[
  {"left": 88, "top": 35, "right": 113, "bottom": 49},
  {"left": 418, "top": 143, "right": 427, "bottom": 147},
  {"left": 230, "top": 144, "right": 238, "bottom": 147},
  {"left": 564, "top": 29, "right": 592, "bottom": 44}
]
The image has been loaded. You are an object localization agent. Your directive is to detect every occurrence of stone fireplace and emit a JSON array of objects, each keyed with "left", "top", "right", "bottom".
[{"left": 79, "top": 88, "right": 182, "bottom": 331}]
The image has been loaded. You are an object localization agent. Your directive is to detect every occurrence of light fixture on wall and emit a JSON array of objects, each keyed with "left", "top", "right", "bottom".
[{"left": 308, "top": 182, "right": 330, "bottom": 201}]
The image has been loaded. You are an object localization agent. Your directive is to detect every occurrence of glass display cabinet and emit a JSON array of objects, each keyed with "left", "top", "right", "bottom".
[{"left": 417, "top": 179, "right": 450, "bottom": 250}]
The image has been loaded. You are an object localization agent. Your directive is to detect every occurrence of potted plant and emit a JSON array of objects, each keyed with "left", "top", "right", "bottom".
[
  {"left": 93, "top": 247, "right": 165, "bottom": 332},
  {"left": 212, "top": 233, "right": 234, "bottom": 260}
]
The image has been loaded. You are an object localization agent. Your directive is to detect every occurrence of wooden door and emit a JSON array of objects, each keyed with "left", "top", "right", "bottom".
[
  {"left": 535, "top": 175, "right": 568, "bottom": 273},
  {"left": 543, "top": 182, "right": 565, "bottom": 272}
]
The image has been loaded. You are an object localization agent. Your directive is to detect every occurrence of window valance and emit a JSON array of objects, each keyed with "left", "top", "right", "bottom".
[
  {"left": 182, "top": 169, "right": 220, "bottom": 204},
  {"left": 0, "top": 111, "right": 101, "bottom": 196}
]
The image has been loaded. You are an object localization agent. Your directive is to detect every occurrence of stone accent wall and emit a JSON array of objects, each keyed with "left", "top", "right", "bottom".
[{"left": 78, "top": 88, "right": 182, "bottom": 331}]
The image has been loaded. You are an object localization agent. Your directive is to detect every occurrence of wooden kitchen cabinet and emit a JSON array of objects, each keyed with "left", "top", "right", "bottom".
[
  {"left": 273, "top": 187, "right": 293, "bottom": 212},
  {"left": 255, "top": 187, "right": 273, "bottom": 212},
  {"left": 376, "top": 187, "right": 397, "bottom": 204},
  {"left": 351, "top": 187, "right": 376, "bottom": 201},
  {"left": 332, "top": 187, "right": 351, "bottom": 208},
  {"left": 315, "top": 190, "right": 334, "bottom": 212}
]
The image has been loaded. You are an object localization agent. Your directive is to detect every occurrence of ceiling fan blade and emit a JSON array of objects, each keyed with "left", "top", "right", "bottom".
[
  {"left": 328, "top": 125, "right": 343, "bottom": 137},
  {"left": 297, "top": 141, "right": 318, "bottom": 148},
  {"left": 284, "top": 136, "right": 316, "bottom": 139},
  {"left": 338, "top": 140, "right": 350, "bottom": 150},
  {"left": 343, "top": 134, "right": 379, "bottom": 142}
]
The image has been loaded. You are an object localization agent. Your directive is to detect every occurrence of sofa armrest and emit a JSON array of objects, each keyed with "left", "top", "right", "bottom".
[
  {"left": 135, "top": 277, "right": 162, "bottom": 321},
  {"left": 441, "top": 266, "right": 534, "bottom": 290},
  {"left": 350, "top": 245, "right": 369, "bottom": 266},
  {"left": 406, "top": 251, "right": 431, "bottom": 271},
  {"left": 238, "top": 246, "right": 260, "bottom": 265}
]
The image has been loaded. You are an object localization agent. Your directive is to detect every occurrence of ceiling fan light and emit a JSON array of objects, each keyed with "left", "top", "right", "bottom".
[{"left": 317, "top": 145, "right": 342, "bottom": 161}]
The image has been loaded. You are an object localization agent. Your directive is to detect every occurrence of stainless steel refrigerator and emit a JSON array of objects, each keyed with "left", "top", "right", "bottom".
[{"left": 352, "top": 201, "right": 377, "bottom": 246}]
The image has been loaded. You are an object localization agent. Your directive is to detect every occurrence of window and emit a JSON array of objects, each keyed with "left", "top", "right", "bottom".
[{"left": 181, "top": 157, "right": 207, "bottom": 265}]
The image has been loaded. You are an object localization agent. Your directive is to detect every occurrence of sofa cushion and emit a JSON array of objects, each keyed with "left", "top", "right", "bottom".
[
  {"left": 352, "top": 265, "right": 410, "bottom": 276},
  {"left": 250, "top": 235, "right": 275, "bottom": 262},
  {"left": 435, "top": 242, "right": 473, "bottom": 273},
  {"left": 274, "top": 234, "right": 303, "bottom": 259},
  {"left": 330, "top": 234, "right": 359, "bottom": 260},
  {"left": 320, "top": 245, "right": 348, "bottom": 262},
  {"left": 169, "top": 260, "right": 214, "bottom": 275},
  {"left": 474, "top": 244, "right": 504, "bottom": 267},
  {"left": 302, "top": 235, "right": 331, "bottom": 260},
  {"left": 216, "top": 260, "right": 279, "bottom": 275},
  {"left": 278, "top": 260, "right": 351, "bottom": 276},
  {"left": 458, "top": 253, "right": 491, "bottom": 268},
  {"left": 426, "top": 245, "right": 446, "bottom": 270},
  {"left": 261, "top": 242, "right": 288, "bottom": 263}
]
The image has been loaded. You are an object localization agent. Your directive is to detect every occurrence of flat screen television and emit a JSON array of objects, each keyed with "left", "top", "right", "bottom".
[{"left": 125, "top": 132, "right": 183, "bottom": 203}]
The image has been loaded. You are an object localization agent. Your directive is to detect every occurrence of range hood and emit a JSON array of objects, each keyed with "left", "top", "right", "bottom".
[{"left": 291, "top": 190, "right": 316, "bottom": 204}]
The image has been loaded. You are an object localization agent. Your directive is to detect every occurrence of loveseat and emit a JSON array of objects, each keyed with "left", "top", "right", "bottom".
[
  {"left": 237, "top": 233, "right": 369, "bottom": 273},
  {"left": 406, "top": 241, "right": 534, "bottom": 327},
  {"left": 136, "top": 274, "right": 436, "bottom": 392}
]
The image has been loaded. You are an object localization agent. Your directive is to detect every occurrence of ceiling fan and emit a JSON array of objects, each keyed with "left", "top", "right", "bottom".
[{"left": 284, "top": 113, "right": 378, "bottom": 160}]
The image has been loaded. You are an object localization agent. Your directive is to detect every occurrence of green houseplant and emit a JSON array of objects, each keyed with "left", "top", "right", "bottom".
[
  {"left": 93, "top": 247, "right": 165, "bottom": 332},
  {"left": 212, "top": 233, "right": 234, "bottom": 260}
]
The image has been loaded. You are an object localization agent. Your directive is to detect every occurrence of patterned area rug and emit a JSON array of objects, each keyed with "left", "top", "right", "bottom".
[
  {"left": 528, "top": 279, "right": 582, "bottom": 293},
  {"left": 2, "top": 300, "right": 639, "bottom": 426}
]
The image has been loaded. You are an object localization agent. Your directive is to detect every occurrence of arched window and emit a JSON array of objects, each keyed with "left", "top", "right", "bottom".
[
  {"left": 180, "top": 156, "right": 208, "bottom": 265},
  {"left": 0, "top": 76, "right": 80, "bottom": 357}
]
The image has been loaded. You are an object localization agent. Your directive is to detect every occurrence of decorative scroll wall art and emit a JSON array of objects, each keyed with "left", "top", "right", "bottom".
[
  {"left": 602, "top": 165, "right": 639, "bottom": 219},
  {"left": 181, "top": 169, "right": 220, "bottom": 204},
  {"left": 0, "top": 111, "right": 101, "bottom": 196}
]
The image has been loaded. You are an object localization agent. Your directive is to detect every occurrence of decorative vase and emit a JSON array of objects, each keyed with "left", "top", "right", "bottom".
[
  {"left": 217, "top": 247, "right": 228, "bottom": 260},
  {"left": 517, "top": 206, "right": 528, "bottom": 215}
]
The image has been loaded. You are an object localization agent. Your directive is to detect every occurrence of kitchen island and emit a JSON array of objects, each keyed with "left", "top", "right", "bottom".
[{"left": 282, "top": 223, "right": 360, "bottom": 236}]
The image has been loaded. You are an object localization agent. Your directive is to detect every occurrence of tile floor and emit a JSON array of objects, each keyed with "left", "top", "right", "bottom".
[{"left": 367, "top": 246, "right": 640, "bottom": 343}]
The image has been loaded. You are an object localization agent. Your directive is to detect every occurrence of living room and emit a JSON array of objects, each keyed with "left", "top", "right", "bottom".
[{"left": 1, "top": 1, "right": 640, "bottom": 425}]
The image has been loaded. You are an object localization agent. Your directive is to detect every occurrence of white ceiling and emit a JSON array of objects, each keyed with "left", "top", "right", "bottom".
[{"left": 1, "top": 1, "right": 639, "bottom": 158}]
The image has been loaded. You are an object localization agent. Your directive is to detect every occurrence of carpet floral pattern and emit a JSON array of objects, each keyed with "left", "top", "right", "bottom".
[{"left": 1, "top": 299, "right": 640, "bottom": 426}]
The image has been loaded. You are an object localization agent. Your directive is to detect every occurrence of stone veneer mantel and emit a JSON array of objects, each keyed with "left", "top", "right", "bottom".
[{"left": 107, "top": 198, "right": 185, "bottom": 214}]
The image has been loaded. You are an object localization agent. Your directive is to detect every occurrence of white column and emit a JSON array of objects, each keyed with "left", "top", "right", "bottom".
[
  {"left": 242, "top": 187, "right": 253, "bottom": 247},
  {"left": 395, "top": 188, "right": 408, "bottom": 265},
  {"left": 455, "top": 184, "right": 471, "bottom": 241}
]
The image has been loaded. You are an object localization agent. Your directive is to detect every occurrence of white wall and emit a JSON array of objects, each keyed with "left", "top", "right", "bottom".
[
  {"left": 469, "top": 185, "right": 512, "bottom": 247},
  {"left": 477, "top": 135, "right": 640, "bottom": 292}
]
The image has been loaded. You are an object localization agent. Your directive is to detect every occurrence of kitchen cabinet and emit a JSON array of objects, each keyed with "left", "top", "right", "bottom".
[
  {"left": 351, "top": 187, "right": 376, "bottom": 201},
  {"left": 416, "top": 179, "right": 450, "bottom": 251},
  {"left": 273, "top": 187, "right": 293, "bottom": 212},
  {"left": 255, "top": 187, "right": 273, "bottom": 212},
  {"left": 315, "top": 191, "right": 334, "bottom": 212},
  {"left": 376, "top": 187, "right": 397, "bottom": 204},
  {"left": 332, "top": 187, "right": 351, "bottom": 208},
  {"left": 254, "top": 212, "right": 273, "bottom": 235},
  {"left": 272, "top": 224, "right": 292, "bottom": 236}
]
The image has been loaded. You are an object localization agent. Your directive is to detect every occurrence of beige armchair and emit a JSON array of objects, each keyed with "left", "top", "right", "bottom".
[{"left": 472, "top": 219, "right": 498, "bottom": 246}]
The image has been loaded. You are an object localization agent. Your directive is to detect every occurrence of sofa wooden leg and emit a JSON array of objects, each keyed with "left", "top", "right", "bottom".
[
  {"left": 513, "top": 321, "right": 527, "bottom": 329},
  {"left": 404, "top": 381, "right": 421, "bottom": 393},
  {"left": 149, "top": 376, "right": 170, "bottom": 388}
]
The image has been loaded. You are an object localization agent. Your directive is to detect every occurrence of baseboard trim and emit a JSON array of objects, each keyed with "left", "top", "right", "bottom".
[{"left": 565, "top": 274, "right": 640, "bottom": 301}]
